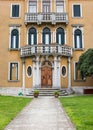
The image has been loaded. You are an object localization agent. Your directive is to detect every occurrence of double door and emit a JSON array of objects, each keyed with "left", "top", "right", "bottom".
[{"left": 41, "top": 66, "right": 52, "bottom": 87}]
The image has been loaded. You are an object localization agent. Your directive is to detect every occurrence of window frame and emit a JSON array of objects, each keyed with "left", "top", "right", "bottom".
[
  {"left": 28, "top": 0, "right": 37, "bottom": 13},
  {"left": 73, "top": 27, "right": 84, "bottom": 50},
  {"left": 42, "top": 27, "right": 51, "bottom": 45},
  {"left": 56, "top": 27, "right": 65, "bottom": 45},
  {"left": 10, "top": 3, "right": 21, "bottom": 18},
  {"left": 26, "top": 65, "right": 32, "bottom": 78},
  {"left": 56, "top": 0, "right": 64, "bottom": 13},
  {"left": 72, "top": 4, "right": 82, "bottom": 18},
  {"left": 74, "top": 61, "right": 85, "bottom": 81},
  {"left": 8, "top": 62, "right": 19, "bottom": 81},
  {"left": 61, "top": 65, "right": 67, "bottom": 77},
  {"left": 28, "top": 27, "right": 37, "bottom": 45},
  {"left": 9, "top": 27, "right": 20, "bottom": 50}
]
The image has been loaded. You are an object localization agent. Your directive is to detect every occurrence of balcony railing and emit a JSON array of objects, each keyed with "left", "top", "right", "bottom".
[
  {"left": 25, "top": 12, "right": 68, "bottom": 24},
  {"left": 20, "top": 44, "right": 72, "bottom": 58}
]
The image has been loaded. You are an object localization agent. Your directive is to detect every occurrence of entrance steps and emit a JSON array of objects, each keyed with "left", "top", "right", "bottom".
[{"left": 27, "top": 88, "right": 68, "bottom": 96}]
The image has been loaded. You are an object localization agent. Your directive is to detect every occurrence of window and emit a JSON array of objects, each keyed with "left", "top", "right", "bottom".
[
  {"left": 26, "top": 66, "right": 32, "bottom": 77},
  {"left": 56, "top": 27, "right": 65, "bottom": 45},
  {"left": 61, "top": 66, "right": 67, "bottom": 77},
  {"left": 73, "top": 4, "right": 82, "bottom": 17},
  {"left": 74, "top": 62, "right": 83, "bottom": 80},
  {"left": 9, "top": 63, "right": 19, "bottom": 81},
  {"left": 56, "top": 0, "right": 64, "bottom": 13},
  {"left": 28, "top": 27, "right": 37, "bottom": 45},
  {"left": 74, "top": 29, "right": 82, "bottom": 49},
  {"left": 11, "top": 4, "right": 20, "bottom": 17},
  {"left": 42, "top": 27, "right": 51, "bottom": 44},
  {"left": 11, "top": 29, "right": 19, "bottom": 49},
  {"left": 29, "top": 0, "right": 37, "bottom": 13}
]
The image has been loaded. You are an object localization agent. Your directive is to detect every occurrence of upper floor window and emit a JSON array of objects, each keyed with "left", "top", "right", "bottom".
[
  {"left": 73, "top": 4, "right": 82, "bottom": 17},
  {"left": 11, "top": 4, "right": 20, "bottom": 18},
  {"left": 56, "top": 27, "right": 65, "bottom": 45},
  {"left": 28, "top": 27, "right": 37, "bottom": 45},
  {"left": 29, "top": 0, "right": 37, "bottom": 13},
  {"left": 11, "top": 29, "right": 19, "bottom": 49},
  {"left": 56, "top": 0, "right": 64, "bottom": 13},
  {"left": 42, "top": 27, "right": 51, "bottom": 44},
  {"left": 74, "top": 29, "right": 82, "bottom": 49},
  {"left": 9, "top": 62, "right": 19, "bottom": 81}
]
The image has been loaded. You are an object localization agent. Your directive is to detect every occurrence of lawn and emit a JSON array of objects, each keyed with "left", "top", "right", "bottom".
[
  {"left": 0, "top": 95, "right": 32, "bottom": 130},
  {"left": 59, "top": 95, "right": 93, "bottom": 130}
]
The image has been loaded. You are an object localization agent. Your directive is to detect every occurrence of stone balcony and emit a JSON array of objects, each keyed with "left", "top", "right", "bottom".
[
  {"left": 20, "top": 44, "right": 73, "bottom": 58},
  {"left": 25, "top": 12, "right": 68, "bottom": 25}
]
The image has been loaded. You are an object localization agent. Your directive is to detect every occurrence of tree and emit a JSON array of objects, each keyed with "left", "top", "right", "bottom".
[{"left": 77, "top": 48, "right": 93, "bottom": 78}]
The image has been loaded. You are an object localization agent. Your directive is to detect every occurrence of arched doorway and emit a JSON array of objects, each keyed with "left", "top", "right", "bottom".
[{"left": 41, "top": 61, "right": 52, "bottom": 88}]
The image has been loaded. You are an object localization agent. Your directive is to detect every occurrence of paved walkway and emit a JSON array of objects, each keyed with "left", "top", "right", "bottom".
[{"left": 5, "top": 97, "right": 76, "bottom": 130}]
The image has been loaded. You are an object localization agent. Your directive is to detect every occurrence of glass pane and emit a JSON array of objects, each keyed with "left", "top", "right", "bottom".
[
  {"left": 31, "top": 34, "right": 34, "bottom": 45},
  {"left": 62, "top": 66, "right": 66, "bottom": 76},
  {"left": 58, "top": 34, "right": 61, "bottom": 44},
  {"left": 29, "top": 6, "right": 37, "bottom": 13},
  {"left": 76, "top": 35, "right": 80, "bottom": 48},
  {"left": 45, "top": 34, "right": 49, "bottom": 44},
  {"left": 27, "top": 66, "right": 32, "bottom": 77},
  {"left": 56, "top": 6, "right": 64, "bottom": 12},
  {"left": 13, "top": 36, "right": 16, "bottom": 48},
  {"left": 10, "top": 63, "right": 18, "bottom": 80}
]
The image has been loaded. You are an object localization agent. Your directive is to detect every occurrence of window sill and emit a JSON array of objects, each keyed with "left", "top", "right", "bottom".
[
  {"left": 8, "top": 80, "right": 20, "bottom": 82},
  {"left": 9, "top": 48, "right": 20, "bottom": 51},
  {"left": 10, "top": 17, "right": 21, "bottom": 19},
  {"left": 73, "top": 48, "right": 84, "bottom": 51},
  {"left": 72, "top": 16, "right": 83, "bottom": 18}
]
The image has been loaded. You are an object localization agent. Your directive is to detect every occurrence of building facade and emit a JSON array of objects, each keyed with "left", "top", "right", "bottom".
[{"left": 0, "top": 0, "right": 93, "bottom": 93}]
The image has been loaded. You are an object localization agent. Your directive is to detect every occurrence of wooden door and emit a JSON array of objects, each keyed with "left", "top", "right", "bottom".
[{"left": 41, "top": 67, "right": 52, "bottom": 87}]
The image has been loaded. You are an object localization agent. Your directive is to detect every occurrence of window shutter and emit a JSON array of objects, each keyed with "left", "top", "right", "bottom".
[
  {"left": 16, "top": 5, "right": 19, "bottom": 17},
  {"left": 74, "top": 5, "right": 80, "bottom": 17},
  {"left": 12, "top": 5, "right": 19, "bottom": 17}
]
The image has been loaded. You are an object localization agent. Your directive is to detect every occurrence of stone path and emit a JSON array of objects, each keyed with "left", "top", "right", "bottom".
[{"left": 5, "top": 97, "right": 76, "bottom": 130}]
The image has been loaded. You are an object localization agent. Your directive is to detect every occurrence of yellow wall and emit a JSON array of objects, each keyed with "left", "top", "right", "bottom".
[{"left": 0, "top": 0, "right": 93, "bottom": 88}]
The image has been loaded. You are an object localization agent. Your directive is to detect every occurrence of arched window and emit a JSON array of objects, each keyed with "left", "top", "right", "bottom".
[
  {"left": 74, "top": 29, "right": 82, "bottom": 48},
  {"left": 56, "top": 27, "right": 65, "bottom": 45},
  {"left": 28, "top": 27, "right": 37, "bottom": 45},
  {"left": 11, "top": 29, "right": 19, "bottom": 48},
  {"left": 42, "top": 27, "right": 51, "bottom": 44}
]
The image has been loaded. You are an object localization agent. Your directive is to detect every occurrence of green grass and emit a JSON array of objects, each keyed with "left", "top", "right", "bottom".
[
  {"left": 0, "top": 95, "right": 32, "bottom": 130},
  {"left": 59, "top": 95, "right": 93, "bottom": 130}
]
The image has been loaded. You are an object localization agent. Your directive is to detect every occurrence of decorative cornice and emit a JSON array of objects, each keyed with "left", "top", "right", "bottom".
[
  {"left": 9, "top": 24, "right": 22, "bottom": 27},
  {"left": 71, "top": 24, "right": 84, "bottom": 27}
]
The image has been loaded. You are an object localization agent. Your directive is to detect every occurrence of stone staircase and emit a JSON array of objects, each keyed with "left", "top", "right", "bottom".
[{"left": 26, "top": 88, "right": 68, "bottom": 96}]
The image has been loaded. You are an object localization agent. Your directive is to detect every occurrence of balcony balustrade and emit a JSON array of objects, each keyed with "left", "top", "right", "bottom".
[
  {"left": 20, "top": 44, "right": 72, "bottom": 58},
  {"left": 25, "top": 12, "right": 68, "bottom": 24}
]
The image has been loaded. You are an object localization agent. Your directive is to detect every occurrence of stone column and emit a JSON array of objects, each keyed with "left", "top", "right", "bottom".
[
  {"left": 57, "top": 57, "right": 61, "bottom": 88},
  {"left": 53, "top": 56, "right": 57, "bottom": 88},
  {"left": 36, "top": 56, "right": 40, "bottom": 88},
  {"left": 32, "top": 59, "right": 36, "bottom": 88},
  {"left": 22, "top": 59, "right": 25, "bottom": 94},
  {"left": 68, "top": 57, "right": 71, "bottom": 88}
]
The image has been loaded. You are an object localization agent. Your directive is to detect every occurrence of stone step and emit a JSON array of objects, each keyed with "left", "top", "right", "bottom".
[{"left": 27, "top": 88, "right": 68, "bottom": 96}]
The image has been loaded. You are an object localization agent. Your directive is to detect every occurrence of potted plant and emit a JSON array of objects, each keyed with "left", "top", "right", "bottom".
[
  {"left": 54, "top": 91, "right": 59, "bottom": 98},
  {"left": 33, "top": 90, "right": 39, "bottom": 98}
]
